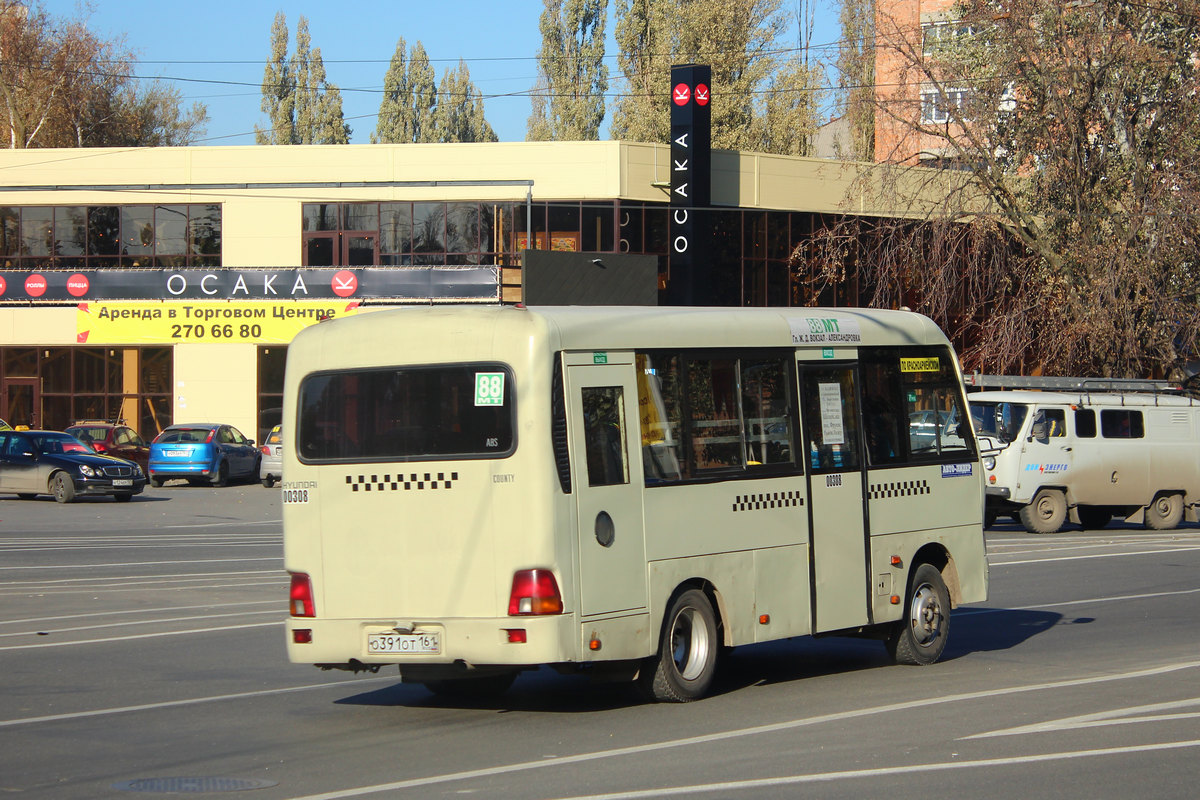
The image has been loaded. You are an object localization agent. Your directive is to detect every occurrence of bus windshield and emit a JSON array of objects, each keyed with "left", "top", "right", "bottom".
[{"left": 969, "top": 400, "right": 1029, "bottom": 444}]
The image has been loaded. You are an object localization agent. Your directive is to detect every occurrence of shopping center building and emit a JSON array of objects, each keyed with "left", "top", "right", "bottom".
[{"left": 0, "top": 140, "right": 906, "bottom": 445}]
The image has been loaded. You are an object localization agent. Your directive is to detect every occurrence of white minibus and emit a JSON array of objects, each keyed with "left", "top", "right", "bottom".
[
  {"left": 283, "top": 305, "right": 988, "bottom": 701},
  {"left": 971, "top": 388, "right": 1200, "bottom": 533}
]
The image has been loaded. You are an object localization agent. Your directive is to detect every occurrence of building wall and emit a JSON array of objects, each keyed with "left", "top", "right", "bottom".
[
  {"left": 875, "top": 0, "right": 961, "bottom": 164},
  {"left": 0, "top": 141, "right": 943, "bottom": 444}
]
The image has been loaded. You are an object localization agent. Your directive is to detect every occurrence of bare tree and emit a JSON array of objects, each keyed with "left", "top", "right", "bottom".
[
  {"left": 809, "top": 0, "right": 1200, "bottom": 378},
  {"left": 0, "top": 1, "right": 206, "bottom": 147}
]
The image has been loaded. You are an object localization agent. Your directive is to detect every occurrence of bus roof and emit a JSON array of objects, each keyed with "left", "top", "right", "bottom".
[{"left": 295, "top": 304, "right": 951, "bottom": 356}]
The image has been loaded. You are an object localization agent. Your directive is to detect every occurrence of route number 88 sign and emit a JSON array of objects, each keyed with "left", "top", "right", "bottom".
[{"left": 474, "top": 372, "right": 506, "bottom": 406}]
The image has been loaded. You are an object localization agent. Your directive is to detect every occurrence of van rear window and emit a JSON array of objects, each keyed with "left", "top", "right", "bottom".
[{"left": 297, "top": 364, "right": 515, "bottom": 462}]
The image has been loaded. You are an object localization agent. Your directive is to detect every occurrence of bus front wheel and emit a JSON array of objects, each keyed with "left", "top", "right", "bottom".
[
  {"left": 637, "top": 588, "right": 719, "bottom": 703},
  {"left": 887, "top": 563, "right": 950, "bottom": 666}
]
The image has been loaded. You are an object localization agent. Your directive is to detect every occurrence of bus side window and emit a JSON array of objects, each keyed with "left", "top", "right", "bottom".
[
  {"left": 1101, "top": 409, "right": 1144, "bottom": 439},
  {"left": 636, "top": 353, "right": 683, "bottom": 482},
  {"left": 582, "top": 386, "right": 629, "bottom": 487},
  {"left": 1041, "top": 408, "right": 1066, "bottom": 437},
  {"left": 1075, "top": 408, "right": 1097, "bottom": 437}
]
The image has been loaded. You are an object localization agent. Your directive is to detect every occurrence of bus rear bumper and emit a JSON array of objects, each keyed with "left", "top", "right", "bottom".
[{"left": 285, "top": 615, "right": 579, "bottom": 669}]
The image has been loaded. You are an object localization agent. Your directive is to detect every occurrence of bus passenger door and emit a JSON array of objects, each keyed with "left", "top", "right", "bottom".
[
  {"left": 567, "top": 363, "right": 648, "bottom": 617},
  {"left": 799, "top": 364, "right": 870, "bottom": 632}
]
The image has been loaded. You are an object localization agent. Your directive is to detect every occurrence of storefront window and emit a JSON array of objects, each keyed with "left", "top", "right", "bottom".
[{"left": 0, "top": 347, "right": 172, "bottom": 439}]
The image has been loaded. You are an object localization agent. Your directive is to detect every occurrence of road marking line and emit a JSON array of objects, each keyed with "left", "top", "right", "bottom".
[
  {"left": 282, "top": 659, "right": 1200, "bottom": 800},
  {"left": 538, "top": 740, "right": 1200, "bottom": 800},
  {"left": 953, "top": 586, "right": 1200, "bottom": 614},
  {"left": 991, "top": 545, "right": 1200, "bottom": 565},
  {"left": 0, "top": 557, "right": 283, "bottom": 571},
  {"left": 966, "top": 697, "right": 1200, "bottom": 738},
  {"left": 0, "top": 676, "right": 395, "bottom": 729},
  {"left": 0, "top": 608, "right": 280, "bottom": 639},
  {"left": 0, "top": 621, "right": 279, "bottom": 650},
  {"left": 0, "top": 599, "right": 278, "bottom": 626}
]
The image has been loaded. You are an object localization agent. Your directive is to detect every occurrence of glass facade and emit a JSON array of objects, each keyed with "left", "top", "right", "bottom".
[
  {"left": 299, "top": 199, "right": 828, "bottom": 309},
  {"left": 0, "top": 204, "right": 221, "bottom": 268},
  {"left": 0, "top": 346, "right": 172, "bottom": 438}
]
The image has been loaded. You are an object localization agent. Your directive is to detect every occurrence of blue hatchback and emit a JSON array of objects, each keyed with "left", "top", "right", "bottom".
[{"left": 148, "top": 423, "right": 259, "bottom": 487}]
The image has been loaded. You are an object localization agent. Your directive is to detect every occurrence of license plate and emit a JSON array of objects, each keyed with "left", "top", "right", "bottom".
[
  {"left": 165, "top": 450, "right": 188, "bottom": 457},
  {"left": 366, "top": 631, "right": 441, "bottom": 655},
  {"left": 113, "top": 479, "right": 133, "bottom": 487}
]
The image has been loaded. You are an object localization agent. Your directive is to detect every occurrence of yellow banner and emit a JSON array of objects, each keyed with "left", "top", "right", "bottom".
[
  {"left": 76, "top": 301, "right": 364, "bottom": 345},
  {"left": 900, "top": 357, "right": 941, "bottom": 373}
]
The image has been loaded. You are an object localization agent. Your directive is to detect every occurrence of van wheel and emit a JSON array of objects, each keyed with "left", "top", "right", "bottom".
[
  {"left": 423, "top": 672, "right": 516, "bottom": 700},
  {"left": 50, "top": 472, "right": 76, "bottom": 504},
  {"left": 1145, "top": 493, "right": 1183, "bottom": 530},
  {"left": 886, "top": 563, "right": 951, "bottom": 665},
  {"left": 637, "top": 589, "right": 719, "bottom": 702},
  {"left": 1077, "top": 505, "right": 1111, "bottom": 530},
  {"left": 1019, "top": 490, "right": 1066, "bottom": 533}
]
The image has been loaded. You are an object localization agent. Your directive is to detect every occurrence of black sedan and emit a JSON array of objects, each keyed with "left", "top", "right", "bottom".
[{"left": 0, "top": 430, "right": 147, "bottom": 503}]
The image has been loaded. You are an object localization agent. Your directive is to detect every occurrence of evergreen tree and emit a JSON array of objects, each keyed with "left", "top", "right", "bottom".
[
  {"left": 610, "top": 0, "right": 812, "bottom": 154},
  {"left": 255, "top": 11, "right": 293, "bottom": 145},
  {"left": 836, "top": 0, "right": 875, "bottom": 161},
  {"left": 526, "top": 0, "right": 609, "bottom": 141},
  {"left": 256, "top": 14, "right": 349, "bottom": 144},
  {"left": 434, "top": 61, "right": 498, "bottom": 143},
  {"left": 407, "top": 42, "right": 439, "bottom": 143},
  {"left": 372, "top": 38, "right": 413, "bottom": 143},
  {"left": 610, "top": 0, "right": 672, "bottom": 144}
]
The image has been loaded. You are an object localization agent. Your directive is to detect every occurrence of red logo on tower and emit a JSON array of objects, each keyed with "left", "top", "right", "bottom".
[
  {"left": 673, "top": 83, "right": 691, "bottom": 106},
  {"left": 694, "top": 83, "right": 710, "bottom": 106}
]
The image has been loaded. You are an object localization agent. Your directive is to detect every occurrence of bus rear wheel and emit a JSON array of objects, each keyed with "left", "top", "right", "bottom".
[
  {"left": 637, "top": 588, "right": 719, "bottom": 703},
  {"left": 887, "top": 563, "right": 950, "bottom": 666},
  {"left": 1145, "top": 493, "right": 1183, "bottom": 530},
  {"left": 1019, "top": 489, "right": 1067, "bottom": 534}
]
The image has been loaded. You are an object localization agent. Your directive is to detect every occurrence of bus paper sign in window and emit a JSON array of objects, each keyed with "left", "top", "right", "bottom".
[{"left": 475, "top": 373, "right": 506, "bottom": 406}]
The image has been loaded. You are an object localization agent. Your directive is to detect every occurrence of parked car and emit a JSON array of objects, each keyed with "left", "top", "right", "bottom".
[
  {"left": 148, "top": 423, "right": 259, "bottom": 487},
  {"left": 0, "top": 429, "right": 146, "bottom": 503},
  {"left": 259, "top": 425, "right": 283, "bottom": 488},
  {"left": 65, "top": 421, "right": 150, "bottom": 471}
]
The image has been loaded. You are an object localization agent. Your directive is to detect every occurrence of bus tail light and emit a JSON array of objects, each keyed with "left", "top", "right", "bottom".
[
  {"left": 289, "top": 572, "right": 315, "bottom": 617},
  {"left": 508, "top": 569, "right": 563, "bottom": 615}
]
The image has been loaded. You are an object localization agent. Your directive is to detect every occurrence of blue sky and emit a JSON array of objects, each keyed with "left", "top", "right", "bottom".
[{"left": 43, "top": 0, "right": 840, "bottom": 145}]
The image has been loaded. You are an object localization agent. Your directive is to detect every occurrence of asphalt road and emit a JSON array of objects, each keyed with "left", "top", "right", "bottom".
[{"left": 1, "top": 486, "right": 1198, "bottom": 799}]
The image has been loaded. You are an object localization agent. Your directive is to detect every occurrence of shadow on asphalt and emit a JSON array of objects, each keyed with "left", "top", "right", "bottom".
[{"left": 329, "top": 607, "right": 1064, "bottom": 713}]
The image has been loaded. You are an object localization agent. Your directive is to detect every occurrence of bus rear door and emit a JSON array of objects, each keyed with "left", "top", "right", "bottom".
[{"left": 567, "top": 359, "right": 648, "bottom": 618}]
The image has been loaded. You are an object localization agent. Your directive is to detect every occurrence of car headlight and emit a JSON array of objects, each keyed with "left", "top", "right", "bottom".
[
  {"left": 983, "top": 456, "right": 996, "bottom": 470},
  {"left": 79, "top": 464, "right": 96, "bottom": 477}
]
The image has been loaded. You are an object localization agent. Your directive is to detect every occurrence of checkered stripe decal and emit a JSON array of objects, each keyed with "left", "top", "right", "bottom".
[
  {"left": 732, "top": 491, "right": 804, "bottom": 512},
  {"left": 869, "top": 480, "right": 930, "bottom": 499},
  {"left": 347, "top": 472, "right": 459, "bottom": 492}
]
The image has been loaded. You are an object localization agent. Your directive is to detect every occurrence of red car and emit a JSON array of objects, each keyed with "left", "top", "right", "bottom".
[{"left": 64, "top": 422, "right": 151, "bottom": 471}]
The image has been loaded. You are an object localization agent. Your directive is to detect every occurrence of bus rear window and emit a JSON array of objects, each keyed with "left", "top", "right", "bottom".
[{"left": 297, "top": 364, "right": 515, "bottom": 462}]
